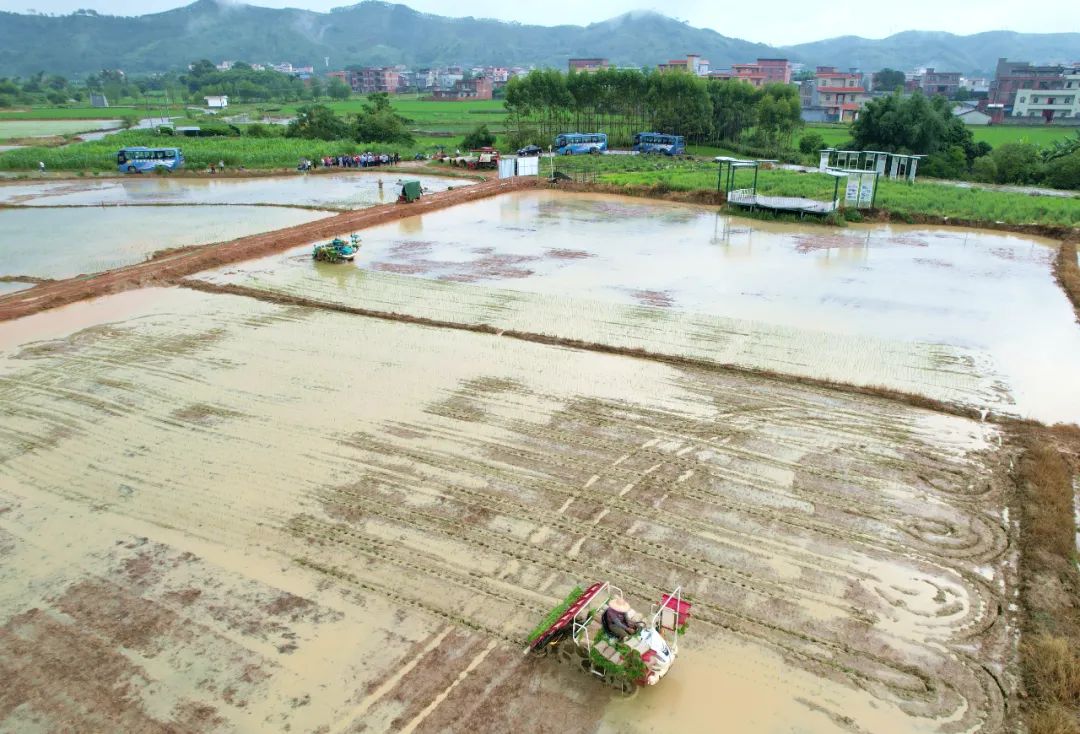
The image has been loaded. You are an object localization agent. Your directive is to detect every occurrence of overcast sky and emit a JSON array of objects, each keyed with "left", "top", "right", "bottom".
[{"left": 2, "top": 0, "right": 1077, "bottom": 45}]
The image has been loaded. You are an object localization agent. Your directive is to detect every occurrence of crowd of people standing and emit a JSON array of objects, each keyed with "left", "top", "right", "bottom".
[{"left": 320, "top": 152, "right": 400, "bottom": 168}]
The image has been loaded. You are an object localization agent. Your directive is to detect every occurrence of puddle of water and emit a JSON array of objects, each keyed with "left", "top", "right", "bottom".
[
  {"left": 602, "top": 636, "right": 969, "bottom": 734},
  {"left": 195, "top": 190, "right": 1080, "bottom": 422},
  {"left": 0, "top": 172, "right": 472, "bottom": 210},
  {"left": 0, "top": 119, "right": 120, "bottom": 140},
  {"left": 0, "top": 281, "right": 33, "bottom": 296},
  {"left": 0, "top": 205, "right": 333, "bottom": 280}
]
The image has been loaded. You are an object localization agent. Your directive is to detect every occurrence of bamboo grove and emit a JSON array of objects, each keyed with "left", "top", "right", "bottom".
[{"left": 504, "top": 68, "right": 803, "bottom": 153}]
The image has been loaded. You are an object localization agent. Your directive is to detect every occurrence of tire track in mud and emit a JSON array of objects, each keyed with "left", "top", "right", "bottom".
[
  {"left": 289, "top": 474, "right": 1003, "bottom": 729},
  {"left": 285, "top": 430, "right": 1003, "bottom": 721}
]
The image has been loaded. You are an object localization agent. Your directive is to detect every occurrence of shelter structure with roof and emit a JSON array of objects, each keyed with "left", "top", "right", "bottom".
[{"left": 818, "top": 149, "right": 925, "bottom": 182}]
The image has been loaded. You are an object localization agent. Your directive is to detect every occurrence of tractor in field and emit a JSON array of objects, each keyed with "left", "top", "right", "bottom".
[
  {"left": 313, "top": 233, "right": 361, "bottom": 263},
  {"left": 525, "top": 581, "right": 690, "bottom": 696}
]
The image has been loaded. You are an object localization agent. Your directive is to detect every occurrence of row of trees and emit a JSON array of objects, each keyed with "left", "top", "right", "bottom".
[
  {"left": 851, "top": 93, "right": 1080, "bottom": 188},
  {"left": 504, "top": 69, "right": 803, "bottom": 154},
  {"left": 285, "top": 94, "right": 413, "bottom": 144},
  {"left": 182, "top": 60, "right": 351, "bottom": 104}
]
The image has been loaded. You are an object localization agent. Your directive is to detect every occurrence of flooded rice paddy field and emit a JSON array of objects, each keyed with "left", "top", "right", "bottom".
[
  {"left": 0, "top": 119, "right": 120, "bottom": 140},
  {"left": 0, "top": 287, "right": 1017, "bottom": 733},
  {"left": 0, "top": 205, "right": 334, "bottom": 280},
  {"left": 195, "top": 190, "right": 1080, "bottom": 422},
  {"left": 0, "top": 172, "right": 473, "bottom": 210}
]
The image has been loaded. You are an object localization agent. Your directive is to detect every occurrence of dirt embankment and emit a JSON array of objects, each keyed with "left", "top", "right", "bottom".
[
  {"left": 0, "top": 176, "right": 537, "bottom": 322},
  {"left": 1009, "top": 423, "right": 1080, "bottom": 734},
  {"left": 1053, "top": 239, "right": 1080, "bottom": 324}
]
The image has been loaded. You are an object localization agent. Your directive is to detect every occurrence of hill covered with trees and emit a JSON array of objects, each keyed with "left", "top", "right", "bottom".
[{"left": 0, "top": 1, "right": 1076, "bottom": 77}]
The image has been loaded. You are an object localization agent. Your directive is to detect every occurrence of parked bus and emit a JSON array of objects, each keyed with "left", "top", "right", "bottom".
[
  {"left": 633, "top": 132, "right": 685, "bottom": 156},
  {"left": 116, "top": 146, "right": 184, "bottom": 173},
  {"left": 554, "top": 132, "right": 607, "bottom": 155}
]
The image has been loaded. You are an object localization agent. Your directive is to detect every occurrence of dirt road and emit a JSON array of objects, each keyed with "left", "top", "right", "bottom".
[{"left": 0, "top": 176, "right": 534, "bottom": 322}]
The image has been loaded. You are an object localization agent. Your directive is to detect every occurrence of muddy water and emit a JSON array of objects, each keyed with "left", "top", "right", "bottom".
[
  {"left": 195, "top": 190, "right": 1080, "bottom": 422},
  {"left": 0, "top": 205, "right": 333, "bottom": 279},
  {"left": 0, "top": 172, "right": 472, "bottom": 209},
  {"left": 0, "top": 119, "right": 120, "bottom": 140},
  {"left": 0, "top": 287, "right": 1013, "bottom": 733},
  {"left": 0, "top": 281, "right": 32, "bottom": 296}
]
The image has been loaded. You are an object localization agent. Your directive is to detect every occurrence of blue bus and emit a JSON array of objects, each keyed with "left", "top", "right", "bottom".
[
  {"left": 554, "top": 132, "right": 607, "bottom": 155},
  {"left": 633, "top": 132, "right": 685, "bottom": 156},
  {"left": 117, "top": 147, "right": 184, "bottom": 173}
]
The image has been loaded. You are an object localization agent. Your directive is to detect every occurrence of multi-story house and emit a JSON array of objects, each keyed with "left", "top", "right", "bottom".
[
  {"left": 568, "top": 59, "right": 610, "bottom": 73},
  {"left": 1012, "top": 68, "right": 1080, "bottom": 121},
  {"left": 990, "top": 58, "right": 1067, "bottom": 109},
  {"left": 658, "top": 54, "right": 710, "bottom": 76},
  {"left": 729, "top": 58, "right": 792, "bottom": 87},
  {"left": 920, "top": 69, "right": 961, "bottom": 97},
  {"left": 357, "top": 67, "right": 401, "bottom": 94},
  {"left": 804, "top": 67, "right": 870, "bottom": 122}
]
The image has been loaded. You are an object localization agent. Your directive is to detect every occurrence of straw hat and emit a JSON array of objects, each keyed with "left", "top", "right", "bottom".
[{"left": 608, "top": 597, "right": 630, "bottom": 613}]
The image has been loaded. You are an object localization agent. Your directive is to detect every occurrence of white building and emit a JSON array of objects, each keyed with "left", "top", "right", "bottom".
[
  {"left": 204, "top": 95, "right": 229, "bottom": 109},
  {"left": 953, "top": 103, "right": 992, "bottom": 125},
  {"left": 1012, "top": 72, "right": 1080, "bottom": 121}
]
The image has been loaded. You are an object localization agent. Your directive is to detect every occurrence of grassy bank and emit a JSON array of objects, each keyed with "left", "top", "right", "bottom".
[
  {"left": 1012, "top": 428, "right": 1080, "bottom": 734},
  {"left": 551, "top": 156, "right": 1080, "bottom": 227},
  {"left": 0, "top": 130, "right": 499, "bottom": 172}
]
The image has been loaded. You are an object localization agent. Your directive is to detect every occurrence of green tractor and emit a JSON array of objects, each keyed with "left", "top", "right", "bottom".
[{"left": 313, "top": 234, "right": 361, "bottom": 264}]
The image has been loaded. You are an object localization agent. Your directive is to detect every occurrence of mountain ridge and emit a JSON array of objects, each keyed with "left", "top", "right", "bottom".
[{"left": 0, "top": 1, "right": 1075, "bottom": 78}]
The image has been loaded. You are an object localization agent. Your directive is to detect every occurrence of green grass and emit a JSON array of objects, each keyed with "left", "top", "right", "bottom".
[
  {"left": 795, "top": 121, "right": 1078, "bottom": 150},
  {"left": 0, "top": 130, "right": 453, "bottom": 172},
  {"left": 0, "top": 106, "right": 144, "bottom": 120},
  {"left": 577, "top": 157, "right": 1080, "bottom": 227},
  {"left": 970, "top": 126, "right": 1077, "bottom": 147}
]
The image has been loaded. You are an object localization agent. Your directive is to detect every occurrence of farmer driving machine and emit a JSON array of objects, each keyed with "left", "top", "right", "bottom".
[
  {"left": 312, "top": 233, "right": 360, "bottom": 263},
  {"left": 525, "top": 581, "right": 690, "bottom": 696}
]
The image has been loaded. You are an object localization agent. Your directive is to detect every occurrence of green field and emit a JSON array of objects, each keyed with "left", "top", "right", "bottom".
[
  {"left": 553, "top": 155, "right": 1079, "bottom": 227},
  {"left": 0, "top": 129, "right": 500, "bottom": 172},
  {"left": 0, "top": 106, "right": 142, "bottom": 120},
  {"left": 797, "top": 122, "right": 1077, "bottom": 150}
]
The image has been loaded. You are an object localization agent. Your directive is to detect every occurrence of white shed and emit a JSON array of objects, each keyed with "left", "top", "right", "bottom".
[{"left": 204, "top": 95, "right": 229, "bottom": 109}]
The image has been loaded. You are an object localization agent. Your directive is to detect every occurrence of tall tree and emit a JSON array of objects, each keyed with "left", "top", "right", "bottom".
[{"left": 872, "top": 68, "right": 906, "bottom": 92}]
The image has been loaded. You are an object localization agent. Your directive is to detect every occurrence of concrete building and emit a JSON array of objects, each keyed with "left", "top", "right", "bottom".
[
  {"left": 730, "top": 58, "right": 792, "bottom": 86},
  {"left": 990, "top": 58, "right": 1067, "bottom": 108},
  {"left": 432, "top": 76, "right": 493, "bottom": 101},
  {"left": 920, "top": 69, "right": 961, "bottom": 97},
  {"left": 804, "top": 66, "right": 870, "bottom": 122},
  {"left": 960, "top": 77, "right": 990, "bottom": 93},
  {"left": 568, "top": 58, "right": 610, "bottom": 73},
  {"left": 203, "top": 95, "right": 229, "bottom": 109},
  {"left": 1012, "top": 70, "right": 1080, "bottom": 121},
  {"left": 658, "top": 54, "right": 710, "bottom": 76},
  {"left": 357, "top": 67, "right": 401, "bottom": 94}
]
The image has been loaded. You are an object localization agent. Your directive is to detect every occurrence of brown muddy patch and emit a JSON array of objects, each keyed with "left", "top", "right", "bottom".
[
  {"left": 170, "top": 402, "right": 246, "bottom": 426},
  {"left": 627, "top": 289, "right": 675, "bottom": 308},
  {"left": 0, "top": 608, "right": 202, "bottom": 732},
  {"left": 371, "top": 252, "right": 539, "bottom": 283},
  {"left": 545, "top": 248, "right": 595, "bottom": 260}
]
